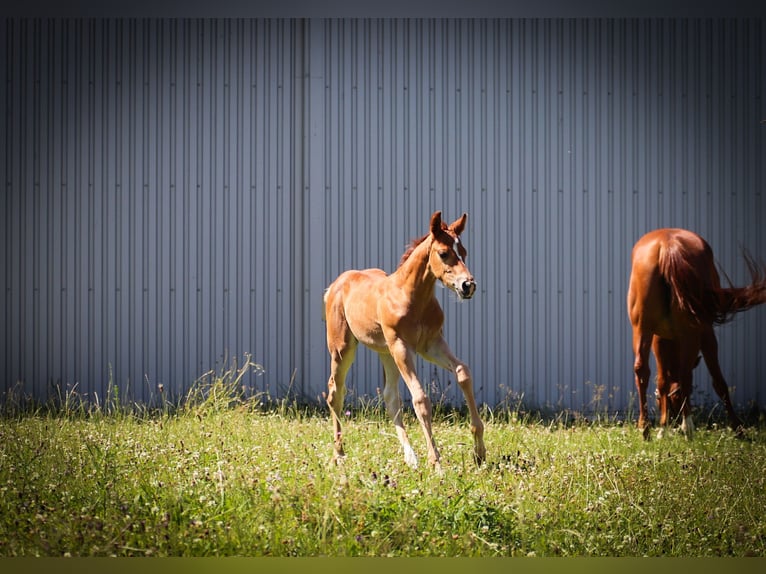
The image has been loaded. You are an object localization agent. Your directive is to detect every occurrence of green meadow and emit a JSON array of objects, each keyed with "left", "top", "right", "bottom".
[{"left": 1, "top": 368, "right": 764, "bottom": 557}]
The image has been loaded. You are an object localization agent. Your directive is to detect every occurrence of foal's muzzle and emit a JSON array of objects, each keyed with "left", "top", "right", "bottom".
[{"left": 460, "top": 280, "right": 476, "bottom": 299}]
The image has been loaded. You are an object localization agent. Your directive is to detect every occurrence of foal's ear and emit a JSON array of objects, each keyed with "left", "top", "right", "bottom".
[
  {"left": 430, "top": 211, "right": 443, "bottom": 235},
  {"left": 451, "top": 213, "right": 468, "bottom": 236}
]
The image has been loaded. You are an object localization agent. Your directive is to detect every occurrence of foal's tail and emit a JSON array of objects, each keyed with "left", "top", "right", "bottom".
[
  {"left": 660, "top": 239, "right": 766, "bottom": 325},
  {"left": 322, "top": 288, "right": 329, "bottom": 322}
]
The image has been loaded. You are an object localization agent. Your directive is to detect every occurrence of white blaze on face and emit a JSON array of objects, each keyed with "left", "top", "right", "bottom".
[{"left": 454, "top": 238, "right": 464, "bottom": 263}]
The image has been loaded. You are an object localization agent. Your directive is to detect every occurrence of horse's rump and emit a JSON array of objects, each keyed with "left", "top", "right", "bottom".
[
  {"left": 658, "top": 234, "right": 722, "bottom": 325},
  {"left": 659, "top": 231, "right": 766, "bottom": 326}
]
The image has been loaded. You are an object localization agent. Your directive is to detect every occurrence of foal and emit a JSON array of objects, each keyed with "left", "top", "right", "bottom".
[
  {"left": 627, "top": 228, "right": 766, "bottom": 439},
  {"left": 323, "top": 211, "right": 486, "bottom": 469}
]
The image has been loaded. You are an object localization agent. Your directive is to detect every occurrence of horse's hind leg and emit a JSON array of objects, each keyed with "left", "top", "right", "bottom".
[
  {"left": 632, "top": 328, "right": 653, "bottom": 440},
  {"left": 379, "top": 353, "right": 418, "bottom": 468},
  {"left": 700, "top": 327, "right": 744, "bottom": 434},
  {"left": 651, "top": 336, "right": 671, "bottom": 437}
]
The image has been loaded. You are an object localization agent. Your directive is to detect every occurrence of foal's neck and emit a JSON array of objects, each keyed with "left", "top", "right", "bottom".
[{"left": 391, "top": 237, "right": 436, "bottom": 297}]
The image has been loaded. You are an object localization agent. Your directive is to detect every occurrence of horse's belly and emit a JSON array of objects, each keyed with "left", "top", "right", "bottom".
[{"left": 654, "top": 306, "right": 702, "bottom": 340}]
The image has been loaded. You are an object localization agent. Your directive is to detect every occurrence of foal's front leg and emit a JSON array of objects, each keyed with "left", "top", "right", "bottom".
[
  {"left": 425, "top": 337, "right": 486, "bottom": 465},
  {"left": 387, "top": 338, "right": 442, "bottom": 469}
]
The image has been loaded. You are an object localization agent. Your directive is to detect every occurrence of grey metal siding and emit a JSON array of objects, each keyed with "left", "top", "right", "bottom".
[
  {"left": 2, "top": 19, "right": 303, "bottom": 404},
  {"left": 2, "top": 18, "right": 765, "bottom": 415},
  {"left": 305, "top": 18, "right": 766, "bottom": 413}
]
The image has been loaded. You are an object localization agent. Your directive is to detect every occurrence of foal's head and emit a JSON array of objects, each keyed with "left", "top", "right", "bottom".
[{"left": 427, "top": 211, "right": 476, "bottom": 300}]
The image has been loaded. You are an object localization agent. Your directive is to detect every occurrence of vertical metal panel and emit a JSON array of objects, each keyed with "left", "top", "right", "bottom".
[
  {"left": 304, "top": 17, "right": 766, "bottom": 415},
  {"left": 1, "top": 19, "right": 303, "bottom": 405},
  {"left": 2, "top": 17, "right": 765, "bottom": 416}
]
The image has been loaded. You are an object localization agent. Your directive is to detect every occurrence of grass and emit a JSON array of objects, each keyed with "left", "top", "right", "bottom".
[{"left": 1, "top": 367, "right": 765, "bottom": 557}]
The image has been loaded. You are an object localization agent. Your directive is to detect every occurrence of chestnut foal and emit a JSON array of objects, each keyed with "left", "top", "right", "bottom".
[{"left": 323, "top": 211, "right": 486, "bottom": 470}]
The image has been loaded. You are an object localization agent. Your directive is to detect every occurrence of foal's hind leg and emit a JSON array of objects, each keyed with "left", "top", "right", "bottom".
[
  {"left": 700, "top": 327, "right": 744, "bottom": 434},
  {"left": 379, "top": 353, "right": 419, "bottom": 468},
  {"left": 326, "top": 338, "right": 358, "bottom": 464}
]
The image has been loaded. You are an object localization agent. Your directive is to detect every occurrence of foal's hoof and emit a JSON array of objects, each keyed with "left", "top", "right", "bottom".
[
  {"left": 330, "top": 451, "right": 346, "bottom": 467},
  {"left": 402, "top": 444, "right": 419, "bottom": 469}
]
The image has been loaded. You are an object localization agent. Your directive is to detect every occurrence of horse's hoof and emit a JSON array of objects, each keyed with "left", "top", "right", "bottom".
[
  {"left": 641, "top": 425, "right": 651, "bottom": 441},
  {"left": 680, "top": 415, "right": 695, "bottom": 439}
]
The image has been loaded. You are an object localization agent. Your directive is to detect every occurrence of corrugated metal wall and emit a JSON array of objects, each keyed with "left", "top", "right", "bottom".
[
  {"left": 1, "top": 19, "right": 307, "bottom": 406},
  {"left": 3, "top": 18, "right": 765, "bottom": 415}
]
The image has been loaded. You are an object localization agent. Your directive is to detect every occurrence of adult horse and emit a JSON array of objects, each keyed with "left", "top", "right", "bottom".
[
  {"left": 627, "top": 228, "right": 766, "bottom": 439},
  {"left": 323, "top": 211, "right": 485, "bottom": 470}
]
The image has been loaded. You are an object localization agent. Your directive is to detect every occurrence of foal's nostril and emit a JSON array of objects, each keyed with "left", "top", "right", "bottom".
[{"left": 462, "top": 281, "right": 476, "bottom": 297}]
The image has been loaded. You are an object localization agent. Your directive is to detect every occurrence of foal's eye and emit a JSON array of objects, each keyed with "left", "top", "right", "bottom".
[{"left": 439, "top": 251, "right": 450, "bottom": 261}]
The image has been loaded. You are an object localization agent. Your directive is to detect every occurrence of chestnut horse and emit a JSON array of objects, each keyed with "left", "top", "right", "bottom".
[
  {"left": 322, "top": 211, "right": 486, "bottom": 470},
  {"left": 628, "top": 228, "right": 766, "bottom": 439}
]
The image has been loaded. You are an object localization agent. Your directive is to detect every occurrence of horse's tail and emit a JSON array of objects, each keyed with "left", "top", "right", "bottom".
[
  {"left": 716, "top": 249, "right": 766, "bottom": 323},
  {"left": 659, "top": 239, "right": 766, "bottom": 325},
  {"left": 659, "top": 239, "right": 719, "bottom": 324}
]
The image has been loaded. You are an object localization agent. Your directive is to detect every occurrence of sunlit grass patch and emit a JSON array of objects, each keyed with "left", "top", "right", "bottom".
[{"left": 1, "top": 374, "right": 764, "bottom": 557}]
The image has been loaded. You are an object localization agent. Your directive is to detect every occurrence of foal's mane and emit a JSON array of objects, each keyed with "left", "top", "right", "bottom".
[{"left": 398, "top": 233, "right": 429, "bottom": 268}]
